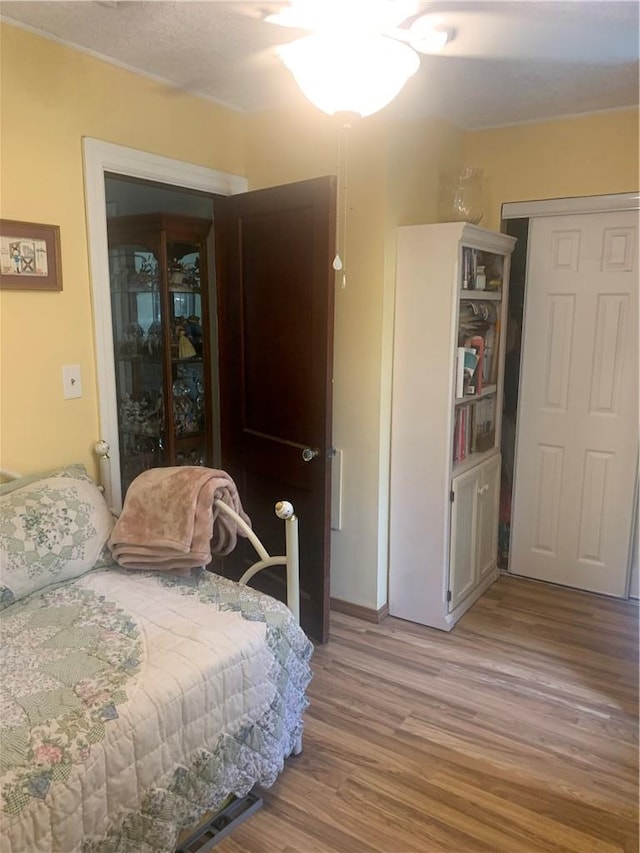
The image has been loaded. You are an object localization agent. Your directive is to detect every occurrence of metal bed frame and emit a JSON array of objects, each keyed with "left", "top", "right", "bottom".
[
  {"left": 1, "top": 461, "right": 305, "bottom": 849},
  {"left": 1, "top": 463, "right": 300, "bottom": 625},
  {"left": 90, "top": 442, "right": 301, "bottom": 625}
]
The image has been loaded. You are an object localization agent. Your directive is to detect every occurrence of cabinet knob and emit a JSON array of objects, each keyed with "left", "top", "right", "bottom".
[{"left": 301, "top": 447, "right": 319, "bottom": 463}]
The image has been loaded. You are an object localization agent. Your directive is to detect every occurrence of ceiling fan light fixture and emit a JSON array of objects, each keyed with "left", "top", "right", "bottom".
[{"left": 278, "top": 33, "right": 420, "bottom": 118}]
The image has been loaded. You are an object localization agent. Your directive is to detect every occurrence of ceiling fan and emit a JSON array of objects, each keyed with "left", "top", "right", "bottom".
[
  {"left": 263, "top": 0, "right": 456, "bottom": 56},
  {"left": 249, "top": 0, "right": 637, "bottom": 117},
  {"left": 258, "top": 0, "right": 638, "bottom": 63}
]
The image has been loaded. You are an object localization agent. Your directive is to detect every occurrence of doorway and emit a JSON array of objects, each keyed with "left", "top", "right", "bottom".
[
  {"left": 83, "top": 139, "right": 336, "bottom": 641},
  {"left": 83, "top": 137, "right": 246, "bottom": 511},
  {"left": 497, "top": 217, "right": 527, "bottom": 569},
  {"left": 104, "top": 173, "right": 222, "bottom": 490}
]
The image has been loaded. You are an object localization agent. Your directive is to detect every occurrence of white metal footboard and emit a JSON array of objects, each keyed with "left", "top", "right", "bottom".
[
  {"left": 214, "top": 498, "right": 300, "bottom": 625},
  {"left": 213, "top": 497, "right": 304, "bottom": 757},
  {"left": 1, "top": 464, "right": 301, "bottom": 627}
]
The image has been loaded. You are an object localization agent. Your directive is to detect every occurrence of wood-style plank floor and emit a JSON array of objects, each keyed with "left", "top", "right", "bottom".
[{"left": 218, "top": 576, "right": 639, "bottom": 853}]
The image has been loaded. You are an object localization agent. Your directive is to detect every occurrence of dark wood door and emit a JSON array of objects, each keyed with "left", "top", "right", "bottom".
[{"left": 214, "top": 176, "right": 336, "bottom": 643}]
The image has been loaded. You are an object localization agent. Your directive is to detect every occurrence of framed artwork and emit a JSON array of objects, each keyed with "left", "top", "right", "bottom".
[{"left": 0, "top": 219, "right": 62, "bottom": 291}]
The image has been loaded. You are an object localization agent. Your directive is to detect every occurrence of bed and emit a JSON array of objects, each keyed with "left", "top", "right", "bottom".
[{"left": 0, "top": 463, "right": 313, "bottom": 853}]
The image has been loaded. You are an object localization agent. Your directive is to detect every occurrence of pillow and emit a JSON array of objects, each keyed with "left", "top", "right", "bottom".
[
  {"left": 0, "top": 464, "right": 114, "bottom": 609},
  {"left": 0, "top": 464, "right": 102, "bottom": 495}
]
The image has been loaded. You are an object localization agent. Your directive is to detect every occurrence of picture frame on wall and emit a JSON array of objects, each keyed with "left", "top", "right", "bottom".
[{"left": 0, "top": 219, "right": 62, "bottom": 291}]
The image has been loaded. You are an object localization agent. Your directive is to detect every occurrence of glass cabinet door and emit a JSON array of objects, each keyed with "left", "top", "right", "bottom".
[
  {"left": 108, "top": 241, "right": 166, "bottom": 494},
  {"left": 106, "top": 214, "right": 215, "bottom": 501},
  {"left": 166, "top": 237, "right": 210, "bottom": 468}
]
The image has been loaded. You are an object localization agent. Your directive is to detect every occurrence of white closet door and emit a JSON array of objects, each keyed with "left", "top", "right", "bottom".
[{"left": 510, "top": 210, "right": 638, "bottom": 596}]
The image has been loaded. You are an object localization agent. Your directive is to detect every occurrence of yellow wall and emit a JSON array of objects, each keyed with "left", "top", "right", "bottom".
[
  {"left": 464, "top": 109, "right": 639, "bottom": 229},
  {"left": 0, "top": 23, "right": 244, "bottom": 477},
  {"left": 2, "top": 21, "right": 638, "bottom": 612}
]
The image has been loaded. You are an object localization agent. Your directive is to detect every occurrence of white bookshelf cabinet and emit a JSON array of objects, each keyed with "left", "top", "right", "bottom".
[{"left": 389, "top": 223, "right": 516, "bottom": 630}]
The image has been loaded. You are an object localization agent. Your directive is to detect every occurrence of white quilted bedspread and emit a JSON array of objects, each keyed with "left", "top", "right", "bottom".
[{"left": 0, "top": 568, "right": 312, "bottom": 853}]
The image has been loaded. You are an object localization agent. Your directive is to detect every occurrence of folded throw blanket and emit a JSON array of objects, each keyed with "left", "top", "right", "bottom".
[{"left": 109, "top": 467, "right": 251, "bottom": 572}]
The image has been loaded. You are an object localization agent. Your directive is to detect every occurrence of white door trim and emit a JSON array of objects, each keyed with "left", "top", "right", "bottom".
[
  {"left": 82, "top": 137, "right": 247, "bottom": 509},
  {"left": 502, "top": 192, "right": 640, "bottom": 220}
]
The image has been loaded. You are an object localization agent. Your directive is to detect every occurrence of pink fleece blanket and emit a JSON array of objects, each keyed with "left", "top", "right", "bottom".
[{"left": 108, "top": 467, "right": 251, "bottom": 572}]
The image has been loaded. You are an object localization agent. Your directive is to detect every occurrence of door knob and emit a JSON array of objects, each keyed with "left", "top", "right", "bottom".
[
  {"left": 301, "top": 447, "right": 319, "bottom": 462},
  {"left": 94, "top": 440, "right": 110, "bottom": 459}
]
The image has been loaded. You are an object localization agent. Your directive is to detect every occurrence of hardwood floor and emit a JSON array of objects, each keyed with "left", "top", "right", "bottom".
[{"left": 218, "top": 576, "right": 639, "bottom": 852}]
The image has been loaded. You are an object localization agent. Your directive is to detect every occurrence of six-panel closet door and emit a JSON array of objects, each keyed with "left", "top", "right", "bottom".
[{"left": 510, "top": 209, "right": 638, "bottom": 596}]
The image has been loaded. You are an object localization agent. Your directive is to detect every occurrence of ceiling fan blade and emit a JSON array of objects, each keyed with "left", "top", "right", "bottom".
[
  {"left": 263, "top": 0, "right": 420, "bottom": 33},
  {"left": 407, "top": 9, "right": 638, "bottom": 64}
]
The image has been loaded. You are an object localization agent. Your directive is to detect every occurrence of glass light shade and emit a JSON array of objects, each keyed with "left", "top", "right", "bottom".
[{"left": 278, "top": 33, "right": 420, "bottom": 118}]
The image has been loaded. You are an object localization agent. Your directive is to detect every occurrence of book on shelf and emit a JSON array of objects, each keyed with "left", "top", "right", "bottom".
[
  {"left": 453, "top": 396, "right": 497, "bottom": 463},
  {"left": 464, "top": 348, "right": 478, "bottom": 376},
  {"left": 457, "top": 322, "right": 503, "bottom": 397},
  {"left": 455, "top": 346, "right": 465, "bottom": 398},
  {"left": 453, "top": 403, "right": 469, "bottom": 462},
  {"left": 483, "top": 325, "right": 495, "bottom": 386},
  {"left": 456, "top": 346, "right": 481, "bottom": 398},
  {"left": 469, "top": 335, "right": 484, "bottom": 395},
  {"left": 453, "top": 402, "right": 473, "bottom": 462},
  {"left": 460, "top": 248, "right": 505, "bottom": 293},
  {"left": 472, "top": 396, "right": 496, "bottom": 453},
  {"left": 461, "top": 247, "right": 473, "bottom": 290}
]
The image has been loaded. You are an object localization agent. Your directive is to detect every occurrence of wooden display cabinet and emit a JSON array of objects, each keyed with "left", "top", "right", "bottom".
[{"left": 107, "top": 213, "right": 215, "bottom": 496}]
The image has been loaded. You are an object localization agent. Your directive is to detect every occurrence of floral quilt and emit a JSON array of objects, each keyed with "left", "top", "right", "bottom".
[{"left": 0, "top": 567, "right": 313, "bottom": 853}]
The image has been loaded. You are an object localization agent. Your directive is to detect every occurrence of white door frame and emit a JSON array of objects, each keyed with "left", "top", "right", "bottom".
[
  {"left": 501, "top": 191, "right": 639, "bottom": 598},
  {"left": 82, "top": 137, "right": 248, "bottom": 510},
  {"left": 502, "top": 192, "right": 640, "bottom": 220}
]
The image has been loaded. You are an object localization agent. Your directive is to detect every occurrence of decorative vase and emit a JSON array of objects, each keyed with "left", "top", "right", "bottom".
[{"left": 438, "top": 167, "right": 485, "bottom": 225}]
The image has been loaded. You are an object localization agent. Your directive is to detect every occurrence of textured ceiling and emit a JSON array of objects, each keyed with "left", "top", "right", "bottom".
[{"left": 1, "top": 0, "right": 638, "bottom": 129}]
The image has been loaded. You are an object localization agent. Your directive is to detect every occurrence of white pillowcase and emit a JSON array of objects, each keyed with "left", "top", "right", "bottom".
[{"left": 0, "top": 465, "right": 114, "bottom": 609}]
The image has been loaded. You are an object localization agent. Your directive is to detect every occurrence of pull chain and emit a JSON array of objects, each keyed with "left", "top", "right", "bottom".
[{"left": 334, "top": 117, "right": 351, "bottom": 289}]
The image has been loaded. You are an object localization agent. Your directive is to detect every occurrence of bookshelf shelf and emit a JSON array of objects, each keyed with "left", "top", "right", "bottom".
[
  {"left": 452, "top": 446, "right": 499, "bottom": 477},
  {"left": 459, "top": 290, "right": 502, "bottom": 300},
  {"left": 389, "top": 222, "right": 516, "bottom": 632},
  {"left": 454, "top": 383, "right": 498, "bottom": 406}
]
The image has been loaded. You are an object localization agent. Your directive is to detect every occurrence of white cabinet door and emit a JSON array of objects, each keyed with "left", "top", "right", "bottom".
[
  {"left": 450, "top": 454, "right": 501, "bottom": 611},
  {"left": 449, "top": 466, "right": 480, "bottom": 609},
  {"left": 477, "top": 453, "right": 501, "bottom": 582}
]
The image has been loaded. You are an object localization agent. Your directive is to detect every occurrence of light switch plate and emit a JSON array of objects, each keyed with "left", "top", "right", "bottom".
[{"left": 62, "top": 365, "right": 82, "bottom": 399}]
